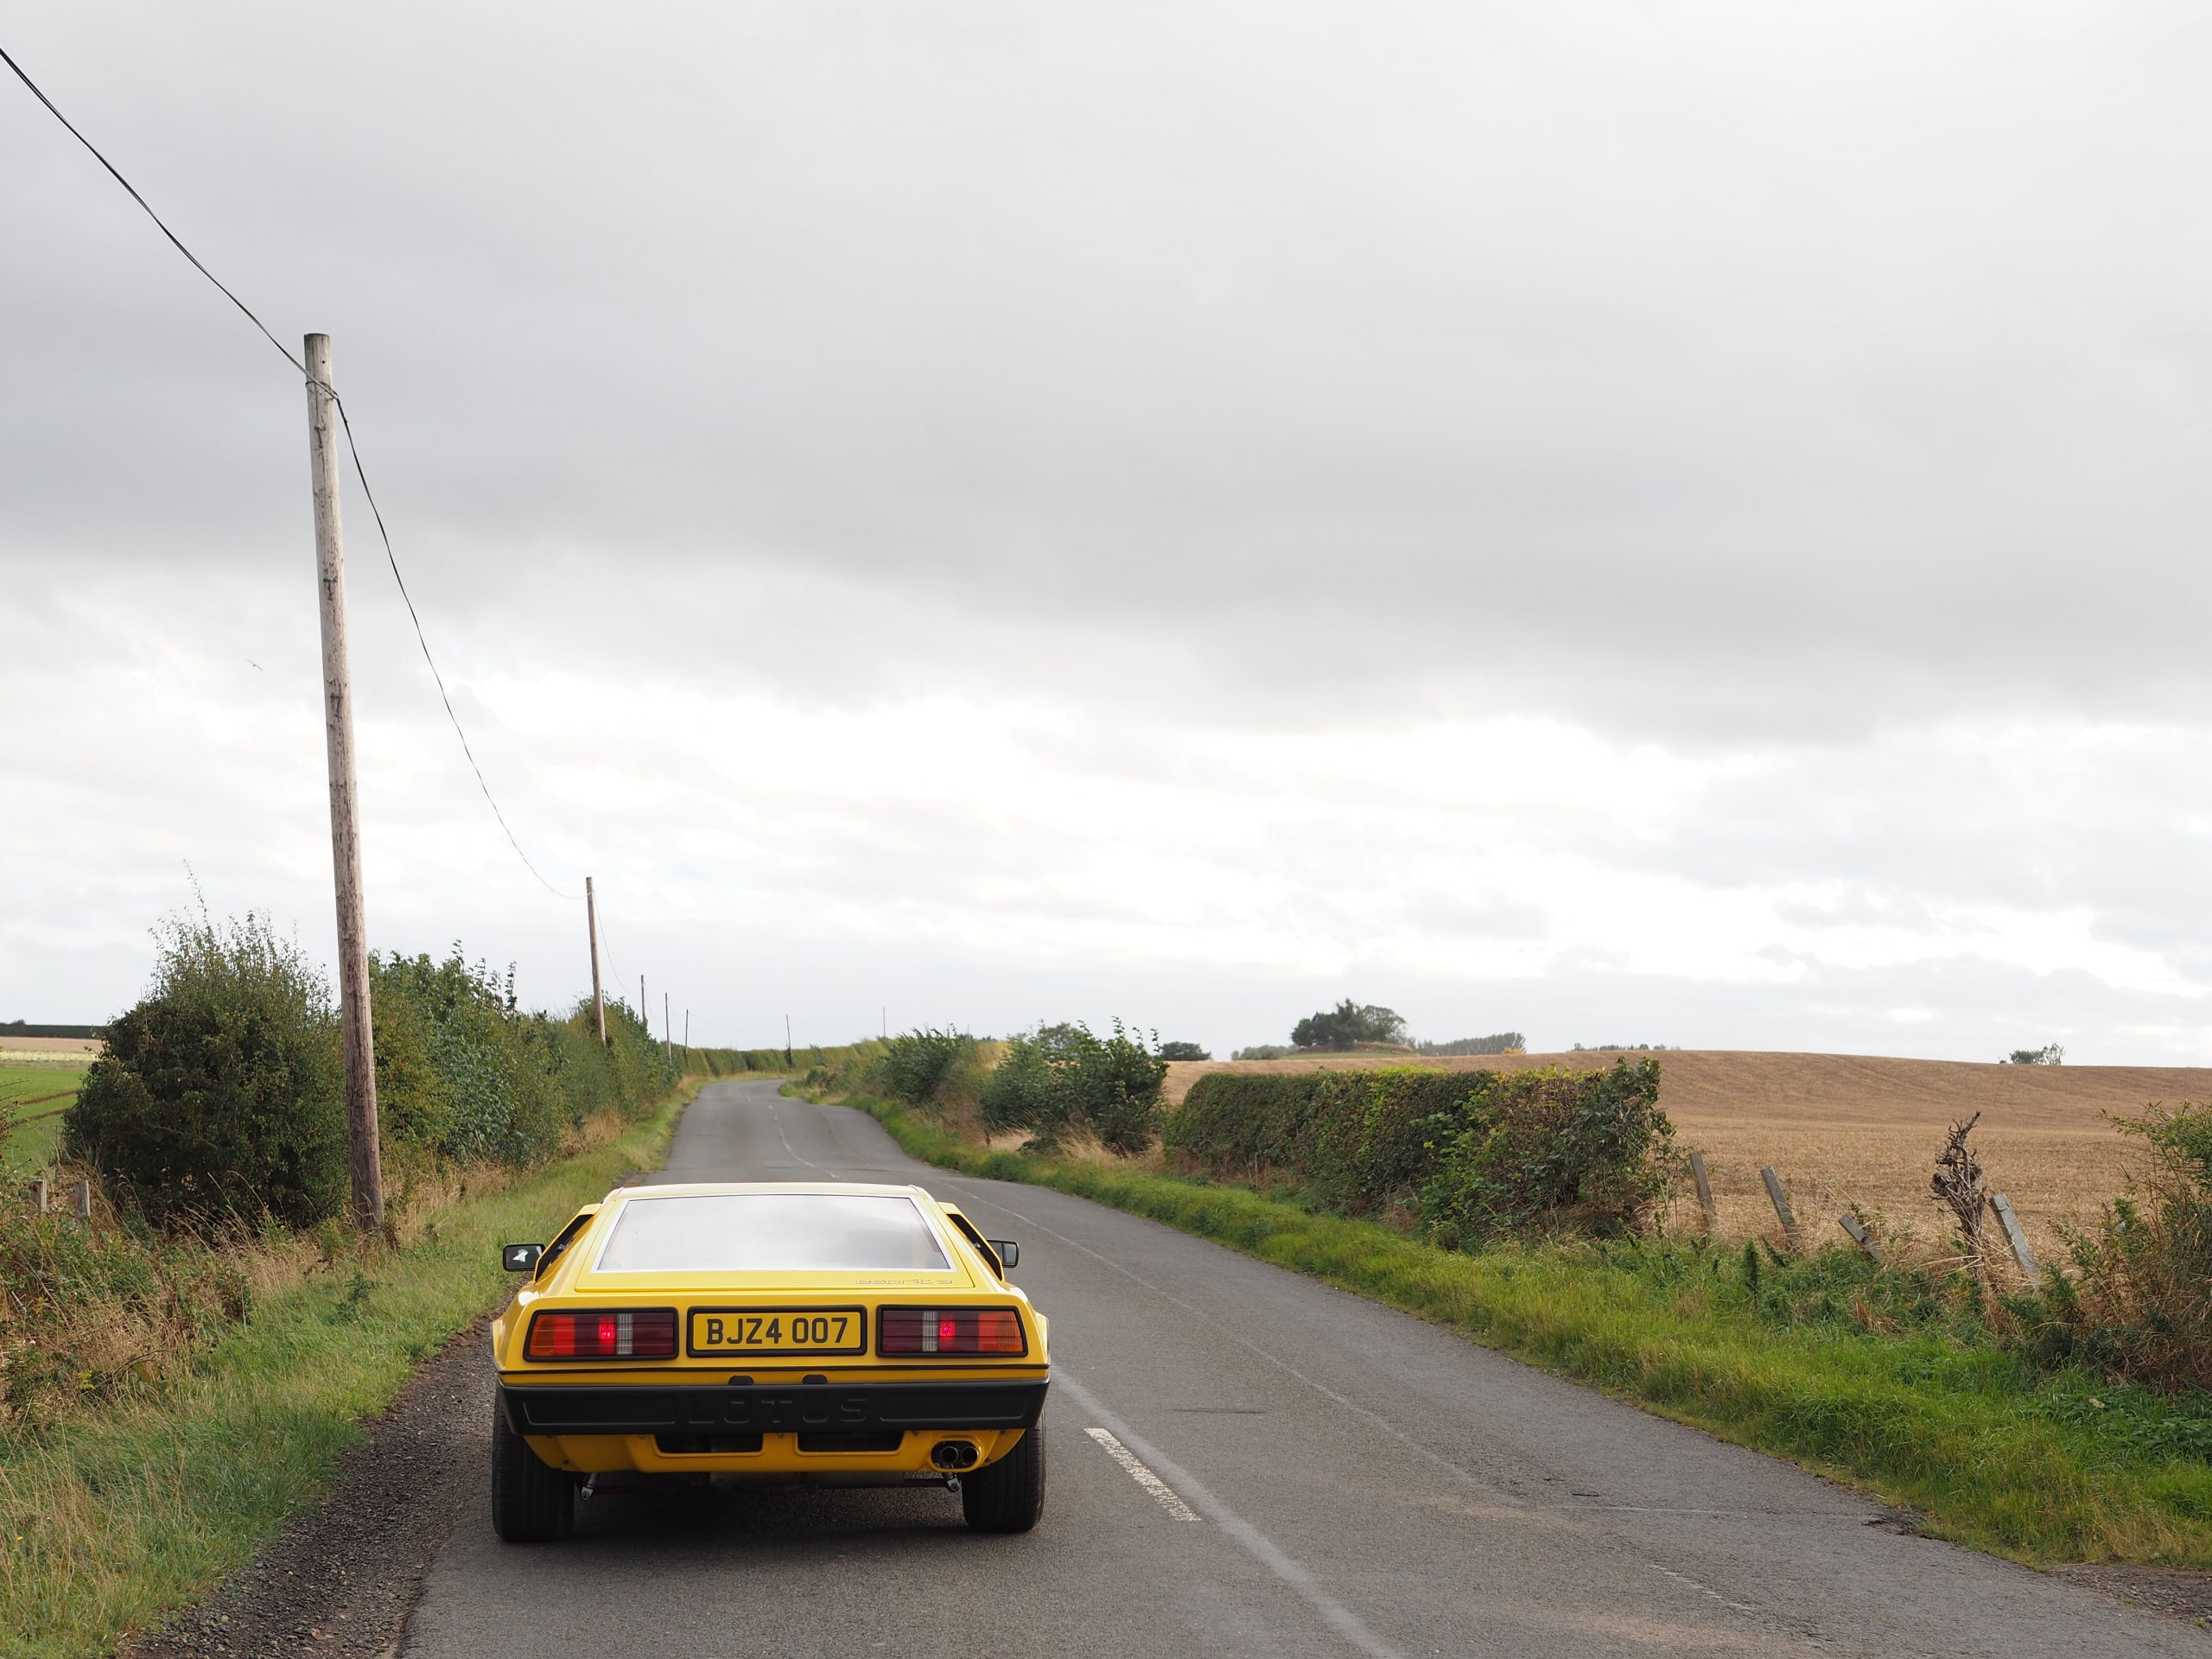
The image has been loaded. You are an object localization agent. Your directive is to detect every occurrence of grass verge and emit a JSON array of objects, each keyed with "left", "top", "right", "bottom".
[
  {"left": 0, "top": 1084, "right": 695, "bottom": 1659},
  {"left": 823, "top": 1087, "right": 2212, "bottom": 1571}
]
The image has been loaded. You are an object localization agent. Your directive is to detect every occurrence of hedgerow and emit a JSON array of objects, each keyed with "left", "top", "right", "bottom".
[{"left": 1166, "top": 1058, "right": 1672, "bottom": 1239}]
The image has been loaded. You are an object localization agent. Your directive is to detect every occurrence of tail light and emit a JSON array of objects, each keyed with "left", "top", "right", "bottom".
[
  {"left": 878, "top": 1306, "right": 1027, "bottom": 1357},
  {"left": 524, "top": 1308, "right": 677, "bottom": 1361}
]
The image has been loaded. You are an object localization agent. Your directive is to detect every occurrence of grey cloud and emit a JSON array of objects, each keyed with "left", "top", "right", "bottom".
[{"left": 10, "top": 4, "right": 2212, "bottom": 746}]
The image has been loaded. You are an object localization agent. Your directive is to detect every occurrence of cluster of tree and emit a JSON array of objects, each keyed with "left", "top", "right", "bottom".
[
  {"left": 1291, "top": 1000, "right": 1408, "bottom": 1051},
  {"left": 1569, "top": 1042, "right": 1670, "bottom": 1052},
  {"left": 2007, "top": 1044, "right": 2064, "bottom": 1065},
  {"left": 1157, "top": 1040, "right": 1211, "bottom": 1061},
  {"left": 1414, "top": 1033, "right": 1526, "bottom": 1057},
  {"left": 66, "top": 910, "right": 683, "bottom": 1231}
]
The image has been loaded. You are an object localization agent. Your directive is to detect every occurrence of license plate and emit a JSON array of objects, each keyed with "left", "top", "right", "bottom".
[{"left": 688, "top": 1306, "right": 867, "bottom": 1357}]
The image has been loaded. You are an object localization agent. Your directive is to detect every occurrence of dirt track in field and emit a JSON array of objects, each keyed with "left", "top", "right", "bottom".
[{"left": 1164, "top": 1050, "right": 2212, "bottom": 1258}]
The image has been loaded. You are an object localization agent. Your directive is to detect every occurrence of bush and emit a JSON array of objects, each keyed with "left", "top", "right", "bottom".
[
  {"left": 979, "top": 1021, "right": 1166, "bottom": 1154},
  {"left": 2013, "top": 1102, "right": 2212, "bottom": 1388},
  {"left": 1168, "top": 1058, "right": 1674, "bottom": 1242},
  {"left": 871, "top": 1028, "right": 979, "bottom": 1110},
  {"left": 1416, "top": 1060, "right": 1673, "bottom": 1244},
  {"left": 67, "top": 912, "right": 347, "bottom": 1230}
]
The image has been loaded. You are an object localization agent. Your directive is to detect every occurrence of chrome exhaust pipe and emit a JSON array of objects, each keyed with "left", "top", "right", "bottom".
[{"left": 930, "top": 1440, "right": 980, "bottom": 1471}]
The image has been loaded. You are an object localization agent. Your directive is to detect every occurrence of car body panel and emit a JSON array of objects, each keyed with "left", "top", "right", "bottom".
[{"left": 490, "top": 1180, "right": 1048, "bottom": 1478}]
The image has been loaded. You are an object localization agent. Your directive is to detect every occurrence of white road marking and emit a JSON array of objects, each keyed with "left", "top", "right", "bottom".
[
  {"left": 1646, "top": 1561, "right": 1761, "bottom": 1617},
  {"left": 766, "top": 1099, "right": 832, "bottom": 1173},
  {"left": 1084, "top": 1427, "right": 1199, "bottom": 1522},
  {"left": 950, "top": 1186, "right": 1527, "bottom": 1507},
  {"left": 1055, "top": 1372, "right": 1408, "bottom": 1659}
]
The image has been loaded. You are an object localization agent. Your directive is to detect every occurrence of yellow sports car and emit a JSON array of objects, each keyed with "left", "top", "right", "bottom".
[{"left": 489, "top": 1180, "right": 1048, "bottom": 1541}]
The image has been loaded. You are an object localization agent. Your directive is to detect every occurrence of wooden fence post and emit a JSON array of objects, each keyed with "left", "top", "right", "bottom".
[
  {"left": 1837, "top": 1212, "right": 1885, "bottom": 1265},
  {"left": 1759, "top": 1166, "right": 1801, "bottom": 1251},
  {"left": 73, "top": 1179, "right": 92, "bottom": 1223},
  {"left": 1991, "top": 1193, "right": 2038, "bottom": 1278},
  {"left": 1688, "top": 1150, "right": 1716, "bottom": 1232},
  {"left": 27, "top": 1179, "right": 48, "bottom": 1214}
]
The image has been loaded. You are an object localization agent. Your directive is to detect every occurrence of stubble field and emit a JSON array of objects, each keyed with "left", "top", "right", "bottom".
[{"left": 1162, "top": 1049, "right": 2212, "bottom": 1261}]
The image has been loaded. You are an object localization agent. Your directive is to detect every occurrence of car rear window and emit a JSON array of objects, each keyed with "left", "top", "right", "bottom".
[{"left": 593, "top": 1192, "right": 953, "bottom": 1274}]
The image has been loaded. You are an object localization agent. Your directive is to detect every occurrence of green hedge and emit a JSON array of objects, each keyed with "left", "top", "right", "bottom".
[{"left": 1166, "top": 1058, "right": 1671, "bottom": 1239}]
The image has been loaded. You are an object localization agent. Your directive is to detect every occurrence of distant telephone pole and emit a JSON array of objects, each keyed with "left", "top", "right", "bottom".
[
  {"left": 304, "top": 334, "right": 384, "bottom": 1233},
  {"left": 585, "top": 877, "right": 607, "bottom": 1045},
  {"left": 664, "top": 990, "right": 672, "bottom": 1060}
]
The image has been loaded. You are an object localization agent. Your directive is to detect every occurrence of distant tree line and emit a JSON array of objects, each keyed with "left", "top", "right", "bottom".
[{"left": 1414, "top": 1033, "right": 1526, "bottom": 1057}]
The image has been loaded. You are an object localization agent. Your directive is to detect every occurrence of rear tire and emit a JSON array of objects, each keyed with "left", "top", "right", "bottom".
[
  {"left": 492, "top": 1400, "right": 575, "bottom": 1542},
  {"left": 962, "top": 1409, "right": 1046, "bottom": 1534}
]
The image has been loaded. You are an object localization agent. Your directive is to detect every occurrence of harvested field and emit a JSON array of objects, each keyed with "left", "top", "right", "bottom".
[
  {"left": 1162, "top": 1050, "right": 2212, "bottom": 1261},
  {"left": 0, "top": 1036, "right": 103, "bottom": 1058}
]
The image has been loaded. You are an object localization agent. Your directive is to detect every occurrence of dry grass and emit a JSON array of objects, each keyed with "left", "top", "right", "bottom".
[{"left": 1163, "top": 1049, "right": 2207, "bottom": 1261}]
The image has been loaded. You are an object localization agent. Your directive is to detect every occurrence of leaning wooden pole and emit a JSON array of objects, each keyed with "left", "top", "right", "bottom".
[
  {"left": 304, "top": 333, "right": 385, "bottom": 1233},
  {"left": 585, "top": 876, "right": 607, "bottom": 1045}
]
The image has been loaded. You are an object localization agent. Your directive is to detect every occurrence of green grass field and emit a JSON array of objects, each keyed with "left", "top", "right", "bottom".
[
  {"left": 0, "top": 1063, "right": 86, "bottom": 1179},
  {"left": 820, "top": 1085, "right": 2212, "bottom": 1573}
]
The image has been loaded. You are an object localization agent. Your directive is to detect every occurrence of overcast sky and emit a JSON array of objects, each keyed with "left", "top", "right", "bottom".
[{"left": 6, "top": 3, "right": 2210, "bottom": 1060}]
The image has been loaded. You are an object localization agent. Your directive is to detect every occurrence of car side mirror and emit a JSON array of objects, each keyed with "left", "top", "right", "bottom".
[
  {"left": 988, "top": 1239, "right": 1019, "bottom": 1269},
  {"left": 501, "top": 1242, "right": 543, "bottom": 1274}
]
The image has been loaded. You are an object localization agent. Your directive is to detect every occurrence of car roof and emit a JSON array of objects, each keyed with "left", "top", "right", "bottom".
[
  {"left": 607, "top": 1179, "right": 942, "bottom": 1203},
  {"left": 562, "top": 1180, "right": 981, "bottom": 1292}
]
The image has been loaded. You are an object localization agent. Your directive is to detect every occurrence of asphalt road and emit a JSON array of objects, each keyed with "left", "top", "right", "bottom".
[{"left": 400, "top": 1080, "right": 2194, "bottom": 1658}]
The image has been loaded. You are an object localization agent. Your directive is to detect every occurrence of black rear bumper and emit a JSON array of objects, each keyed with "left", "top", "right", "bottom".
[{"left": 499, "top": 1377, "right": 1049, "bottom": 1437}]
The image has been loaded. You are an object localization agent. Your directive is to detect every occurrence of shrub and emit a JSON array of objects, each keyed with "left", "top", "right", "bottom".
[
  {"left": 1416, "top": 1060, "right": 1673, "bottom": 1244},
  {"left": 370, "top": 950, "right": 563, "bottom": 1166},
  {"left": 2013, "top": 1102, "right": 2212, "bottom": 1389},
  {"left": 67, "top": 911, "right": 347, "bottom": 1230},
  {"left": 979, "top": 1021, "right": 1167, "bottom": 1154},
  {"left": 872, "top": 1028, "right": 979, "bottom": 1110}
]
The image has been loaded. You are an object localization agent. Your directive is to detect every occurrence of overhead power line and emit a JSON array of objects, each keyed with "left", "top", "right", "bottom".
[{"left": 1, "top": 40, "right": 578, "bottom": 902}]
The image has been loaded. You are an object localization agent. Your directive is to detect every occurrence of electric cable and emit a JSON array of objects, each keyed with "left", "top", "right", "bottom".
[{"left": 2, "top": 40, "right": 579, "bottom": 901}]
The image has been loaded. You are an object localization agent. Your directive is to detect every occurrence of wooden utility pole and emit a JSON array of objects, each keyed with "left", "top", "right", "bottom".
[
  {"left": 640, "top": 975, "right": 646, "bottom": 1030},
  {"left": 585, "top": 877, "right": 607, "bottom": 1044},
  {"left": 664, "top": 991, "right": 672, "bottom": 1060},
  {"left": 683, "top": 1008, "right": 690, "bottom": 1055},
  {"left": 304, "top": 334, "right": 385, "bottom": 1233}
]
